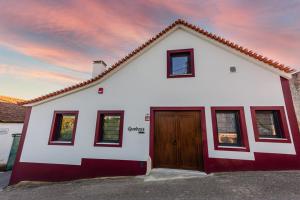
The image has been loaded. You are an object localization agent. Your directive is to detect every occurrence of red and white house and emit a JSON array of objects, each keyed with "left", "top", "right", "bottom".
[{"left": 10, "top": 19, "right": 300, "bottom": 185}]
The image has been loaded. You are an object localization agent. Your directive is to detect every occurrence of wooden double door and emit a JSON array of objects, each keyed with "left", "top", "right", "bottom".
[{"left": 154, "top": 111, "right": 203, "bottom": 170}]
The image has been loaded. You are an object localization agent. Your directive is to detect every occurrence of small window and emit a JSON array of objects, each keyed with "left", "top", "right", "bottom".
[
  {"left": 211, "top": 107, "right": 250, "bottom": 151},
  {"left": 49, "top": 111, "right": 78, "bottom": 145},
  {"left": 94, "top": 111, "right": 124, "bottom": 147},
  {"left": 250, "top": 107, "right": 291, "bottom": 143},
  {"left": 255, "top": 111, "right": 283, "bottom": 138},
  {"left": 167, "top": 49, "right": 195, "bottom": 78},
  {"left": 216, "top": 111, "right": 241, "bottom": 146}
]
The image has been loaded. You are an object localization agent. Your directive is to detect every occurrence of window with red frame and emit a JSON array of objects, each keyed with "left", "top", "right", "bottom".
[
  {"left": 167, "top": 49, "right": 195, "bottom": 78},
  {"left": 211, "top": 107, "right": 250, "bottom": 151},
  {"left": 216, "top": 111, "right": 241, "bottom": 146},
  {"left": 94, "top": 111, "right": 124, "bottom": 147},
  {"left": 250, "top": 107, "right": 290, "bottom": 143},
  {"left": 49, "top": 111, "right": 78, "bottom": 145}
]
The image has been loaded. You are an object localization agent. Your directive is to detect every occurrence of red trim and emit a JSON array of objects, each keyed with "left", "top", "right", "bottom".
[
  {"left": 167, "top": 48, "right": 195, "bottom": 78},
  {"left": 48, "top": 111, "right": 79, "bottom": 146},
  {"left": 94, "top": 111, "right": 124, "bottom": 147},
  {"left": 281, "top": 77, "right": 300, "bottom": 152},
  {"left": 9, "top": 158, "right": 146, "bottom": 185},
  {"left": 250, "top": 106, "right": 291, "bottom": 143},
  {"left": 9, "top": 107, "right": 32, "bottom": 185},
  {"left": 211, "top": 107, "right": 250, "bottom": 152},
  {"left": 149, "top": 107, "right": 208, "bottom": 172}
]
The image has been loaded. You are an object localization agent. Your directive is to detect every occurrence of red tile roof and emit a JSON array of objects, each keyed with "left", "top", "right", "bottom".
[
  {"left": 21, "top": 19, "right": 296, "bottom": 105},
  {"left": 0, "top": 101, "right": 26, "bottom": 123}
]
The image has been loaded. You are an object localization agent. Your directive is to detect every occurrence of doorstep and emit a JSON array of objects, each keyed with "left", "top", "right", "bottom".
[{"left": 137, "top": 168, "right": 208, "bottom": 182}]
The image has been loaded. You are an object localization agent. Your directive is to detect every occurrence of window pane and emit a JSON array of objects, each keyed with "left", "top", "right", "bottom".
[
  {"left": 56, "top": 115, "right": 75, "bottom": 141},
  {"left": 216, "top": 112, "right": 240, "bottom": 146},
  {"left": 101, "top": 115, "right": 121, "bottom": 143},
  {"left": 256, "top": 111, "right": 282, "bottom": 138},
  {"left": 171, "top": 53, "right": 191, "bottom": 75}
]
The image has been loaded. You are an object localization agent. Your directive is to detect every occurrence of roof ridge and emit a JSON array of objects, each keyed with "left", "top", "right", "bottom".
[{"left": 20, "top": 19, "right": 296, "bottom": 105}]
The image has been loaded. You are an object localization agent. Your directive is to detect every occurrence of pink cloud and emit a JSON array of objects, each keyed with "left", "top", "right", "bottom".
[
  {"left": 0, "top": 64, "right": 84, "bottom": 84},
  {"left": 0, "top": 0, "right": 299, "bottom": 100},
  {"left": 0, "top": 0, "right": 159, "bottom": 72},
  {"left": 146, "top": 1, "right": 300, "bottom": 69}
]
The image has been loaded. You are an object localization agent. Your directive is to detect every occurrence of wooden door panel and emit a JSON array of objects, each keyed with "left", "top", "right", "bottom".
[
  {"left": 154, "top": 112, "right": 177, "bottom": 168},
  {"left": 154, "top": 110, "right": 203, "bottom": 170},
  {"left": 177, "top": 112, "right": 203, "bottom": 170}
]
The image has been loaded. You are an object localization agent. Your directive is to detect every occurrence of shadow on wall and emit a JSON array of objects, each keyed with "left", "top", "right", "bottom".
[{"left": 290, "top": 72, "right": 300, "bottom": 127}]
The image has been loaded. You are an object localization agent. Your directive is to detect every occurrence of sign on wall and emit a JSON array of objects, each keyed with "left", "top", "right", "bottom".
[{"left": 128, "top": 126, "right": 145, "bottom": 134}]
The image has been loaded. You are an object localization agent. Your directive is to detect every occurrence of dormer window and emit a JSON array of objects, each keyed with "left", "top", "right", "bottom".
[{"left": 167, "top": 48, "right": 195, "bottom": 78}]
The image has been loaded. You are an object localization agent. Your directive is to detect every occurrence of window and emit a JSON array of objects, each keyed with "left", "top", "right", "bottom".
[
  {"left": 250, "top": 106, "right": 291, "bottom": 143},
  {"left": 216, "top": 111, "right": 241, "bottom": 146},
  {"left": 49, "top": 111, "right": 78, "bottom": 145},
  {"left": 167, "top": 48, "right": 195, "bottom": 78},
  {"left": 211, "top": 107, "right": 250, "bottom": 151},
  {"left": 94, "top": 111, "right": 124, "bottom": 147}
]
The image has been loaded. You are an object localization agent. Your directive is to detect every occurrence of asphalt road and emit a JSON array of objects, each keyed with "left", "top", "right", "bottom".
[{"left": 1, "top": 171, "right": 300, "bottom": 200}]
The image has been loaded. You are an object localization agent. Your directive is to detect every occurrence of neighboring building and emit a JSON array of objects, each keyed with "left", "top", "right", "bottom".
[
  {"left": 290, "top": 72, "right": 300, "bottom": 127},
  {"left": 0, "top": 96, "right": 25, "bottom": 171},
  {"left": 10, "top": 19, "right": 300, "bottom": 185}
]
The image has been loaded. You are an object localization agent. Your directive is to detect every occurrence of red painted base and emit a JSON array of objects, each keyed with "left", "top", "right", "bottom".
[
  {"left": 9, "top": 158, "right": 147, "bottom": 185},
  {"left": 206, "top": 152, "right": 300, "bottom": 173}
]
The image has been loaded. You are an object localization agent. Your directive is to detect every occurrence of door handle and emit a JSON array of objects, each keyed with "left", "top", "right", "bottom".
[{"left": 173, "top": 140, "right": 177, "bottom": 145}]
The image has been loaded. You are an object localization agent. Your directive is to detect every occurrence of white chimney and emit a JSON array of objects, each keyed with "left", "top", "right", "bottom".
[{"left": 92, "top": 60, "right": 107, "bottom": 78}]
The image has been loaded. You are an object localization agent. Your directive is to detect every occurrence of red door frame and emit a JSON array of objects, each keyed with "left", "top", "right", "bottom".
[{"left": 149, "top": 107, "right": 209, "bottom": 172}]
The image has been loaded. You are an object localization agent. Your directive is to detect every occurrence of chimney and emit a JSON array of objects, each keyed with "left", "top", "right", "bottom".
[{"left": 92, "top": 60, "right": 107, "bottom": 78}]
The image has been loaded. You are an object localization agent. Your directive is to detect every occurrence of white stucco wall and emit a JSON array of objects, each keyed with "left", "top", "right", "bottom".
[
  {"left": 20, "top": 28, "right": 295, "bottom": 165},
  {"left": 0, "top": 123, "right": 23, "bottom": 166}
]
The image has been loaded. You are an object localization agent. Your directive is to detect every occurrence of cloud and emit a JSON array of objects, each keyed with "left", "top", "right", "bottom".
[
  {"left": 0, "top": 64, "right": 84, "bottom": 84},
  {"left": 0, "top": 0, "right": 299, "bottom": 99},
  {"left": 0, "top": 0, "right": 160, "bottom": 72},
  {"left": 147, "top": 0, "right": 300, "bottom": 69}
]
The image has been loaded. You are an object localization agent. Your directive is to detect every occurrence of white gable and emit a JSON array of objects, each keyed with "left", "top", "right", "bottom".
[{"left": 26, "top": 26, "right": 292, "bottom": 107}]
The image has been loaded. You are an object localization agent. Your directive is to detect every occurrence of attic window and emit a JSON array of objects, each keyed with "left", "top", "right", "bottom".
[{"left": 167, "top": 48, "right": 195, "bottom": 78}]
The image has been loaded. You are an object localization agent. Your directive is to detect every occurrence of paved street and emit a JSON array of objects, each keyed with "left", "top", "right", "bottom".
[{"left": 1, "top": 170, "right": 300, "bottom": 200}]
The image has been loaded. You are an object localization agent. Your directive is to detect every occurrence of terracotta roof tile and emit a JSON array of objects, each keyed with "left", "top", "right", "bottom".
[{"left": 21, "top": 19, "right": 296, "bottom": 105}]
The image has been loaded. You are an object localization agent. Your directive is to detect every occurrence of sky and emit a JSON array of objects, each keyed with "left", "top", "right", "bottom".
[{"left": 0, "top": 0, "right": 299, "bottom": 100}]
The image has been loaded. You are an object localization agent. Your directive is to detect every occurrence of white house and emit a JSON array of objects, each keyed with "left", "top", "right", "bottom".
[
  {"left": 10, "top": 19, "right": 300, "bottom": 185},
  {"left": 0, "top": 96, "right": 25, "bottom": 171}
]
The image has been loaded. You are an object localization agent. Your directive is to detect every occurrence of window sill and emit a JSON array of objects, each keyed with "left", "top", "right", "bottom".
[
  {"left": 255, "top": 137, "right": 291, "bottom": 143},
  {"left": 94, "top": 142, "right": 122, "bottom": 147},
  {"left": 48, "top": 141, "right": 74, "bottom": 146},
  {"left": 215, "top": 145, "right": 250, "bottom": 152},
  {"left": 167, "top": 74, "right": 195, "bottom": 78}
]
